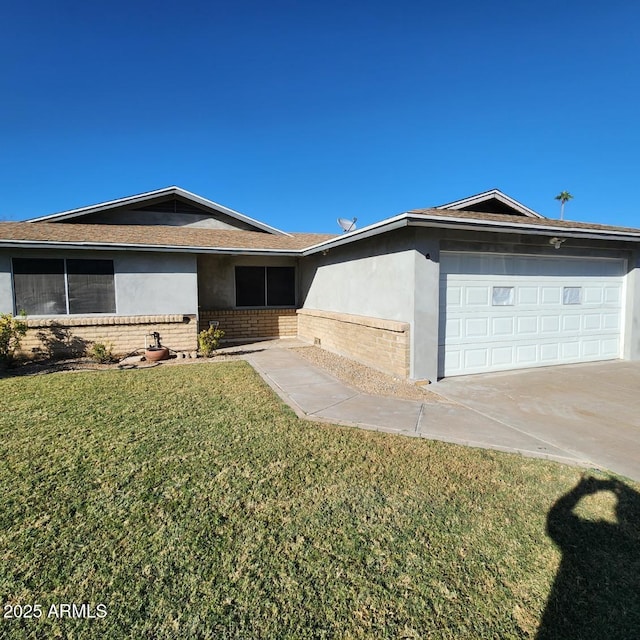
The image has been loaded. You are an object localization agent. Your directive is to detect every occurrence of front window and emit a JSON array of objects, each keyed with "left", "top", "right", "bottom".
[
  {"left": 12, "top": 258, "right": 116, "bottom": 315},
  {"left": 235, "top": 266, "right": 295, "bottom": 307}
]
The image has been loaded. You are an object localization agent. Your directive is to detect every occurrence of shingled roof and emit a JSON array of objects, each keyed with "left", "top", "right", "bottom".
[
  {"left": 0, "top": 222, "right": 336, "bottom": 253},
  {"left": 407, "top": 208, "right": 640, "bottom": 235},
  {"left": 3, "top": 208, "right": 639, "bottom": 257}
]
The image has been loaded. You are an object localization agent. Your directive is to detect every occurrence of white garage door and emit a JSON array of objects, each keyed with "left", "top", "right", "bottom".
[{"left": 439, "top": 252, "right": 625, "bottom": 377}]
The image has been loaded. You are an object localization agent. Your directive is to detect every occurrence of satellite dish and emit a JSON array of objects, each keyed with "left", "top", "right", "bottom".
[{"left": 337, "top": 217, "right": 357, "bottom": 232}]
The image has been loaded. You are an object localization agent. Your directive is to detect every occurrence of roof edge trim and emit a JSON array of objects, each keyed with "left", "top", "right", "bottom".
[
  {"left": 25, "top": 186, "right": 292, "bottom": 237},
  {"left": 0, "top": 239, "right": 301, "bottom": 256},
  {"left": 436, "top": 189, "right": 545, "bottom": 218}
]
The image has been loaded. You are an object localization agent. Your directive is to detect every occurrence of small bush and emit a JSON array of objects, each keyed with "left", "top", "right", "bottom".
[
  {"left": 198, "top": 326, "right": 225, "bottom": 357},
  {"left": 0, "top": 313, "right": 28, "bottom": 365},
  {"left": 89, "top": 342, "right": 116, "bottom": 364}
]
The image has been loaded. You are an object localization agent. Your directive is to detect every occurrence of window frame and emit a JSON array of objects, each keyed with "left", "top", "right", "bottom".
[
  {"left": 492, "top": 286, "right": 515, "bottom": 307},
  {"left": 234, "top": 265, "right": 296, "bottom": 308},
  {"left": 12, "top": 257, "right": 117, "bottom": 316},
  {"left": 562, "top": 286, "right": 582, "bottom": 305}
]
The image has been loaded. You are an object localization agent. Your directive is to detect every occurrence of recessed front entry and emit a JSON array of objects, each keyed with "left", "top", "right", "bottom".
[{"left": 438, "top": 252, "right": 625, "bottom": 377}]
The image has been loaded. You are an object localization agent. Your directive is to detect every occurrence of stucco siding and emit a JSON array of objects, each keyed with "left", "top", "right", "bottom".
[
  {"left": 412, "top": 233, "right": 441, "bottom": 381},
  {"left": 623, "top": 250, "right": 640, "bottom": 360},
  {"left": 115, "top": 252, "right": 198, "bottom": 316},
  {"left": 300, "top": 230, "right": 416, "bottom": 323},
  {"left": 0, "top": 254, "right": 12, "bottom": 314},
  {"left": 300, "top": 229, "right": 431, "bottom": 379}
]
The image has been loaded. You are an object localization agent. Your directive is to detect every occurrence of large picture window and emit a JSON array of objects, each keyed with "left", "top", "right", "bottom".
[
  {"left": 235, "top": 266, "right": 295, "bottom": 307},
  {"left": 13, "top": 258, "right": 116, "bottom": 315}
]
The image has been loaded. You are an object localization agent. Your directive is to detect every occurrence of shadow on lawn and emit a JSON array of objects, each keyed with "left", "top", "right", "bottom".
[{"left": 536, "top": 475, "right": 640, "bottom": 639}]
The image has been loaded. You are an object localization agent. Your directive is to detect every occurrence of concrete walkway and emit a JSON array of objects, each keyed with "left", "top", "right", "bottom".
[{"left": 245, "top": 347, "right": 592, "bottom": 471}]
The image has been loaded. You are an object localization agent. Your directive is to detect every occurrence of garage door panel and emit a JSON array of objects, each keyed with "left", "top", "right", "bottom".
[
  {"left": 464, "top": 349, "right": 489, "bottom": 369},
  {"left": 540, "top": 343, "right": 560, "bottom": 361},
  {"left": 439, "top": 252, "right": 624, "bottom": 377},
  {"left": 603, "top": 313, "right": 620, "bottom": 330},
  {"left": 582, "top": 340, "right": 601, "bottom": 357},
  {"left": 465, "top": 287, "right": 490, "bottom": 305},
  {"left": 465, "top": 317, "right": 489, "bottom": 337},
  {"left": 445, "top": 318, "right": 462, "bottom": 339},
  {"left": 492, "top": 317, "right": 515, "bottom": 336},
  {"left": 602, "top": 338, "right": 620, "bottom": 356},
  {"left": 447, "top": 286, "right": 462, "bottom": 306},
  {"left": 584, "top": 287, "right": 604, "bottom": 304},
  {"left": 541, "top": 287, "right": 562, "bottom": 304},
  {"left": 561, "top": 342, "right": 580, "bottom": 359},
  {"left": 541, "top": 315, "right": 561, "bottom": 333},
  {"left": 517, "top": 287, "right": 539, "bottom": 304},
  {"left": 562, "top": 315, "right": 581, "bottom": 331},
  {"left": 515, "top": 344, "right": 538, "bottom": 365},
  {"left": 517, "top": 316, "right": 538, "bottom": 335},
  {"left": 605, "top": 287, "right": 621, "bottom": 304},
  {"left": 491, "top": 346, "right": 514, "bottom": 366},
  {"left": 583, "top": 314, "right": 602, "bottom": 331}
]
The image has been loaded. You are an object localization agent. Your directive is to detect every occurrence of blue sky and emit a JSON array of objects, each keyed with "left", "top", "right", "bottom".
[{"left": 1, "top": 0, "right": 639, "bottom": 232}]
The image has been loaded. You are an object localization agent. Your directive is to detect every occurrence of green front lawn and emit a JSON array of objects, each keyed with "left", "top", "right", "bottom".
[{"left": 0, "top": 362, "right": 638, "bottom": 639}]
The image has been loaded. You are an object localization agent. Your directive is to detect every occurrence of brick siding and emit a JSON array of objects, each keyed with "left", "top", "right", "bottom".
[
  {"left": 199, "top": 309, "right": 298, "bottom": 341},
  {"left": 297, "top": 308, "right": 410, "bottom": 378},
  {"left": 18, "top": 315, "right": 198, "bottom": 359}
]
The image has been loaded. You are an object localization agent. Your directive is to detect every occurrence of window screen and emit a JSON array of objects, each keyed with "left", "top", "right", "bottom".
[
  {"left": 12, "top": 258, "right": 116, "bottom": 315},
  {"left": 235, "top": 267, "right": 266, "bottom": 307},
  {"left": 67, "top": 259, "right": 116, "bottom": 313},
  {"left": 235, "top": 266, "right": 296, "bottom": 307},
  {"left": 13, "top": 258, "right": 66, "bottom": 315},
  {"left": 266, "top": 267, "right": 295, "bottom": 306}
]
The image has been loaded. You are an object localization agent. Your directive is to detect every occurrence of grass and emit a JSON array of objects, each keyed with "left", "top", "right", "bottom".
[{"left": 0, "top": 361, "right": 638, "bottom": 639}]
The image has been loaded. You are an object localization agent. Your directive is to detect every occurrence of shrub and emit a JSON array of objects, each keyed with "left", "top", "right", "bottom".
[
  {"left": 198, "top": 326, "right": 225, "bottom": 357},
  {"left": 89, "top": 342, "right": 116, "bottom": 364},
  {"left": 0, "top": 313, "right": 28, "bottom": 365}
]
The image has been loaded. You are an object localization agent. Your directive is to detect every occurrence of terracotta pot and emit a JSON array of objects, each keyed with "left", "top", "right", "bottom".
[{"left": 145, "top": 347, "right": 170, "bottom": 362}]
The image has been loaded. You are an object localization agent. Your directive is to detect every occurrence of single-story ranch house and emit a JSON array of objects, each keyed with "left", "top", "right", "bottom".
[{"left": 2, "top": 186, "right": 639, "bottom": 381}]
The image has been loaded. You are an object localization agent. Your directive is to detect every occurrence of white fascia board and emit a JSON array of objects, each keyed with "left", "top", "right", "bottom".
[
  {"left": 0, "top": 239, "right": 301, "bottom": 256},
  {"left": 26, "top": 187, "right": 182, "bottom": 222},
  {"left": 26, "top": 186, "right": 291, "bottom": 237},
  {"left": 407, "top": 214, "right": 640, "bottom": 242}
]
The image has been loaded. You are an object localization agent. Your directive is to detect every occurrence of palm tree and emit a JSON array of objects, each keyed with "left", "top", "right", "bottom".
[{"left": 555, "top": 191, "right": 573, "bottom": 220}]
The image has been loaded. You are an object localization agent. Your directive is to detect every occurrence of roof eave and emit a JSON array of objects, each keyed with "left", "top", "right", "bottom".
[
  {"left": 302, "top": 212, "right": 640, "bottom": 254},
  {"left": 406, "top": 214, "right": 640, "bottom": 242},
  {"left": 0, "top": 239, "right": 302, "bottom": 256},
  {"left": 302, "top": 215, "right": 410, "bottom": 255}
]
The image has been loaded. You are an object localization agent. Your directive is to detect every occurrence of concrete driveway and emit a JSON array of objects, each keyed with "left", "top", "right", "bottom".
[{"left": 433, "top": 360, "right": 640, "bottom": 482}]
